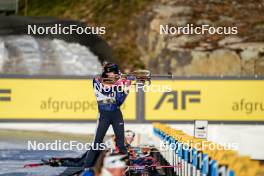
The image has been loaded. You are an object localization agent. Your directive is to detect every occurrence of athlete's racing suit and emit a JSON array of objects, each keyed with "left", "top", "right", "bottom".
[{"left": 84, "top": 77, "right": 130, "bottom": 167}]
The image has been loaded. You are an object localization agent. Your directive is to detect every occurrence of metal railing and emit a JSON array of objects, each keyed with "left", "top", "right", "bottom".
[{"left": 153, "top": 123, "right": 264, "bottom": 176}]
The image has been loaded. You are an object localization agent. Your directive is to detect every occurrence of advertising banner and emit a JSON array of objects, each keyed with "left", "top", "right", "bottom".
[{"left": 0, "top": 79, "right": 136, "bottom": 120}]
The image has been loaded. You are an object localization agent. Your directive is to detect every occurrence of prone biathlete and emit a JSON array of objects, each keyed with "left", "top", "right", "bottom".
[
  {"left": 44, "top": 130, "right": 135, "bottom": 168},
  {"left": 84, "top": 62, "right": 131, "bottom": 168}
]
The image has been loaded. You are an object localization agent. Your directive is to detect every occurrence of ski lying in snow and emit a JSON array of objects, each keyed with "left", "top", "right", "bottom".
[{"left": 23, "top": 159, "right": 50, "bottom": 168}]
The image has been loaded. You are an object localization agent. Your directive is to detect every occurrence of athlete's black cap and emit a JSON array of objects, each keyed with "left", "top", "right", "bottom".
[{"left": 103, "top": 62, "right": 119, "bottom": 74}]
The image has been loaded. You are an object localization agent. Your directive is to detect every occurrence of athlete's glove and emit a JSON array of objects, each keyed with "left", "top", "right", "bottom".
[
  {"left": 115, "top": 79, "right": 131, "bottom": 93},
  {"left": 47, "top": 158, "right": 62, "bottom": 167},
  {"left": 116, "top": 78, "right": 131, "bottom": 86}
]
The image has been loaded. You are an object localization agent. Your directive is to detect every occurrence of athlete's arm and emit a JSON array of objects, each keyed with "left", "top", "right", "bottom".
[{"left": 115, "top": 79, "right": 131, "bottom": 106}]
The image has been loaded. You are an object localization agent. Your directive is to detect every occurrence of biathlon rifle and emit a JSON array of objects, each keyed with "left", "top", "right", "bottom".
[{"left": 101, "top": 70, "right": 151, "bottom": 85}]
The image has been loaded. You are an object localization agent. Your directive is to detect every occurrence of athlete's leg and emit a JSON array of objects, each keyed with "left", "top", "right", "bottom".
[
  {"left": 111, "top": 110, "right": 127, "bottom": 154},
  {"left": 84, "top": 113, "right": 110, "bottom": 167}
]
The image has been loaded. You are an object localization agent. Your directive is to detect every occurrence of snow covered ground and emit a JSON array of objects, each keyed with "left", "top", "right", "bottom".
[
  {"left": 0, "top": 123, "right": 264, "bottom": 160},
  {"left": 0, "top": 130, "right": 85, "bottom": 176}
]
